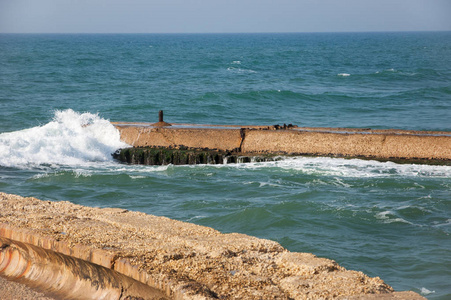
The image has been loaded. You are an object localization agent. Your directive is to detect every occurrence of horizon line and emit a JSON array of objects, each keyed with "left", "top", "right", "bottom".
[{"left": 1, "top": 29, "right": 450, "bottom": 35}]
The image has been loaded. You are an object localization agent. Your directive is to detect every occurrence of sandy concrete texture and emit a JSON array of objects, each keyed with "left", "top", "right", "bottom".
[
  {"left": 0, "top": 193, "right": 426, "bottom": 299},
  {"left": 0, "top": 276, "right": 56, "bottom": 300},
  {"left": 112, "top": 123, "right": 451, "bottom": 162},
  {"left": 242, "top": 128, "right": 451, "bottom": 160},
  {"left": 114, "top": 124, "right": 244, "bottom": 151}
]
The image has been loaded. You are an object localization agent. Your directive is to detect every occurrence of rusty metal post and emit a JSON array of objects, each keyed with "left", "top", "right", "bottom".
[{"left": 151, "top": 110, "right": 171, "bottom": 127}]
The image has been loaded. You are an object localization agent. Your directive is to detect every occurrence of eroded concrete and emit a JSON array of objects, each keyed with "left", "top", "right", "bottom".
[
  {"left": 112, "top": 122, "right": 451, "bottom": 163},
  {"left": 0, "top": 193, "right": 425, "bottom": 299}
]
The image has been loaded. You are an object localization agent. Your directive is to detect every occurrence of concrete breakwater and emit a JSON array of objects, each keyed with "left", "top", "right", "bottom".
[
  {"left": 112, "top": 121, "right": 451, "bottom": 165},
  {"left": 0, "top": 193, "right": 425, "bottom": 299}
]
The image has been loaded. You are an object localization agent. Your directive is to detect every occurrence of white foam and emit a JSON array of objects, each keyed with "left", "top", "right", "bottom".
[
  {"left": 227, "top": 67, "right": 256, "bottom": 74},
  {"left": 186, "top": 215, "right": 207, "bottom": 222},
  {"left": 337, "top": 73, "right": 350, "bottom": 77},
  {"left": 332, "top": 177, "right": 352, "bottom": 188},
  {"left": 219, "top": 157, "right": 451, "bottom": 179},
  {"left": 375, "top": 68, "right": 417, "bottom": 76},
  {"left": 432, "top": 218, "right": 451, "bottom": 228},
  {"left": 0, "top": 109, "right": 129, "bottom": 169},
  {"left": 258, "top": 181, "right": 283, "bottom": 188},
  {"left": 375, "top": 211, "right": 413, "bottom": 225},
  {"left": 420, "top": 287, "right": 435, "bottom": 295},
  {"left": 129, "top": 175, "right": 147, "bottom": 179}
]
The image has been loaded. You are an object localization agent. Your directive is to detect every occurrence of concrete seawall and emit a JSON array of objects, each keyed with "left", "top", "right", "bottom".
[
  {"left": 0, "top": 193, "right": 425, "bottom": 299},
  {"left": 112, "top": 122, "right": 451, "bottom": 163}
]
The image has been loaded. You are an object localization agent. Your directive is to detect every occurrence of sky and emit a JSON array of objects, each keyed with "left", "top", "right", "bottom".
[{"left": 0, "top": 0, "right": 450, "bottom": 34}]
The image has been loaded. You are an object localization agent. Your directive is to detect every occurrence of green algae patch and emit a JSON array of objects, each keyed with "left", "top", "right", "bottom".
[{"left": 112, "top": 147, "right": 280, "bottom": 165}]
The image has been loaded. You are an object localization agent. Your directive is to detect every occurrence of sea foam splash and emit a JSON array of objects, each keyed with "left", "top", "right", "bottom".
[
  {"left": 223, "top": 157, "right": 451, "bottom": 179},
  {"left": 0, "top": 109, "right": 129, "bottom": 169}
]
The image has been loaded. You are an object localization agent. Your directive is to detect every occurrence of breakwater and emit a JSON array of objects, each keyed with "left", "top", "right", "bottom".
[
  {"left": 0, "top": 193, "right": 426, "bottom": 299},
  {"left": 112, "top": 120, "right": 451, "bottom": 165}
]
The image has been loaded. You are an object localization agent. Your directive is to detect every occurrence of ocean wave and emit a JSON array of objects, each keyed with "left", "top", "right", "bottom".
[
  {"left": 432, "top": 218, "right": 451, "bottom": 228},
  {"left": 225, "top": 89, "right": 320, "bottom": 103},
  {"left": 420, "top": 287, "right": 435, "bottom": 296},
  {"left": 129, "top": 175, "right": 147, "bottom": 179},
  {"left": 374, "top": 68, "right": 418, "bottom": 76},
  {"left": 216, "top": 157, "right": 451, "bottom": 179},
  {"left": 375, "top": 211, "right": 413, "bottom": 225},
  {"left": 337, "top": 73, "right": 351, "bottom": 77},
  {"left": 0, "top": 109, "right": 129, "bottom": 169},
  {"left": 258, "top": 181, "right": 284, "bottom": 188},
  {"left": 227, "top": 67, "right": 257, "bottom": 74}
]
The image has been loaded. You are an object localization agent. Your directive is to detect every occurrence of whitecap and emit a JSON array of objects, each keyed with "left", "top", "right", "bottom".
[
  {"left": 258, "top": 181, "right": 283, "bottom": 188},
  {"left": 129, "top": 175, "right": 146, "bottom": 179},
  {"left": 186, "top": 215, "right": 206, "bottom": 222},
  {"left": 332, "top": 177, "right": 352, "bottom": 188},
  {"left": 0, "top": 109, "right": 130, "bottom": 169},
  {"left": 420, "top": 287, "right": 435, "bottom": 295},
  {"left": 31, "top": 173, "right": 52, "bottom": 179},
  {"left": 432, "top": 219, "right": 451, "bottom": 228},
  {"left": 337, "top": 73, "right": 350, "bottom": 77},
  {"left": 227, "top": 67, "right": 256, "bottom": 74},
  {"left": 375, "top": 211, "right": 413, "bottom": 225},
  {"left": 109, "top": 164, "right": 170, "bottom": 173},
  {"left": 73, "top": 170, "right": 93, "bottom": 178}
]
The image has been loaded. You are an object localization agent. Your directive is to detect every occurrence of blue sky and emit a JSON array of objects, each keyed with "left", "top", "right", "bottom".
[{"left": 1, "top": 0, "right": 450, "bottom": 33}]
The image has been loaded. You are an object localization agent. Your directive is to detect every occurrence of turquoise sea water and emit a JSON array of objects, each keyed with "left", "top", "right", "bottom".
[{"left": 0, "top": 32, "right": 450, "bottom": 299}]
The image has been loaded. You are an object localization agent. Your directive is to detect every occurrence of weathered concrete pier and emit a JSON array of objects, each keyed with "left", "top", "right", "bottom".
[
  {"left": 0, "top": 193, "right": 425, "bottom": 299},
  {"left": 112, "top": 118, "right": 451, "bottom": 165}
]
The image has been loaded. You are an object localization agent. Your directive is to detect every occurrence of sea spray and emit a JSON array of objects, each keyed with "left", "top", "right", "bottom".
[{"left": 0, "top": 109, "right": 129, "bottom": 169}]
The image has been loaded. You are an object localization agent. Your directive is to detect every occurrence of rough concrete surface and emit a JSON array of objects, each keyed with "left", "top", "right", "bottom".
[
  {"left": 0, "top": 276, "right": 55, "bottom": 300},
  {"left": 0, "top": 193, "right": 425, "bottom": 299},
  {"left": 112, "top": 123, "right": 451, "bottom": 163},
  {"left": 114, "top": 124, "right": 243, "bottom": 151}
]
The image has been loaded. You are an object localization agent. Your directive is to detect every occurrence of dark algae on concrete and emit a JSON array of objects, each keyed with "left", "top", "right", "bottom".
[{"left": 113, "top": 147, "right": 281, "bottom": 165}]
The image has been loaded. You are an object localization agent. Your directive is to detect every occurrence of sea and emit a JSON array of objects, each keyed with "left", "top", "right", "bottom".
[{"left": 0, "top": 32, "right": 450, "bottom": 299}]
